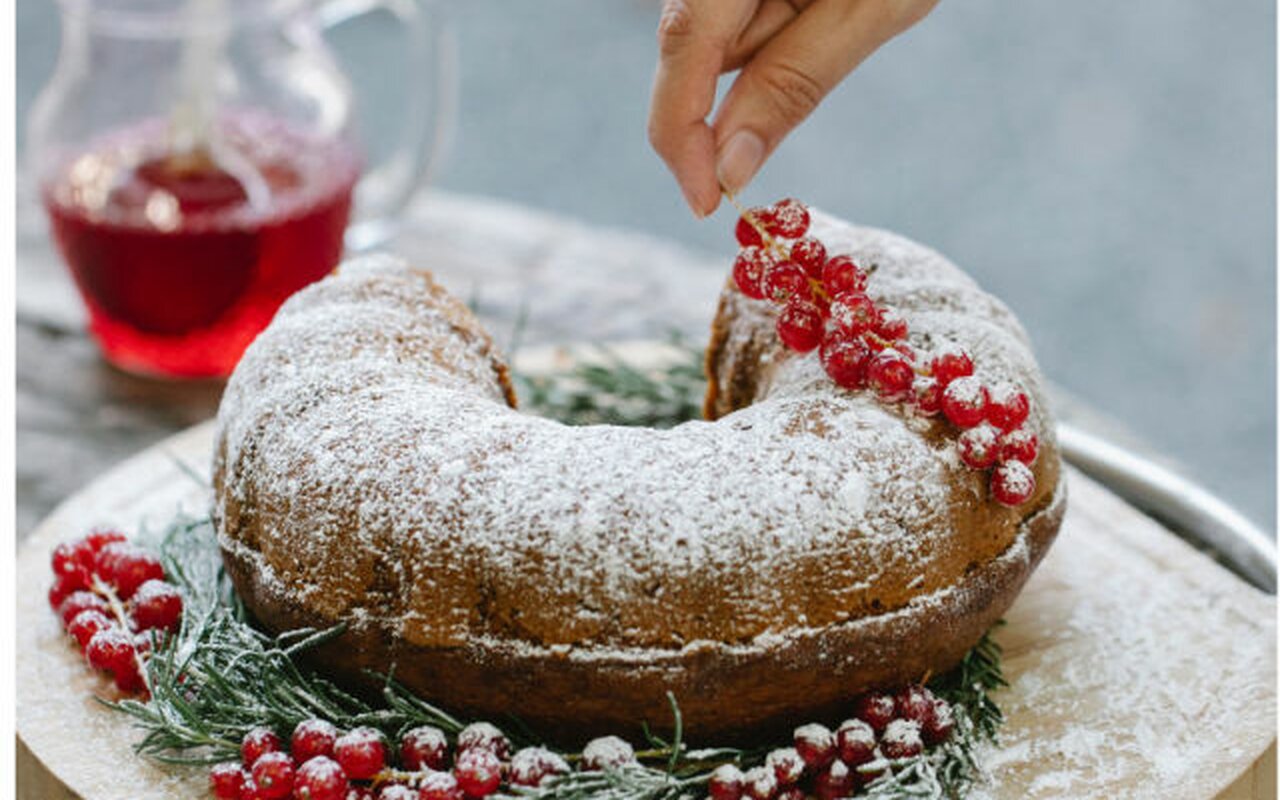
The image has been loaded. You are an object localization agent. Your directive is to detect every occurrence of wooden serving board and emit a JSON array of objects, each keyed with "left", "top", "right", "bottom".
[{"left": 16, "top": 411, "right": 1277, "bottom": 799}]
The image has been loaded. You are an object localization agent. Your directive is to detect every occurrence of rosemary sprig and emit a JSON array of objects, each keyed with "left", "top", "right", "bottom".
[{"left": 102, "top": 348, "right": 1007, "bottom": 799}]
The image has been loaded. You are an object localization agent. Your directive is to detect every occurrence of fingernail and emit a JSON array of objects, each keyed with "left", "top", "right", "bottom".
[
  {"left": 716, "top": 130, "right": 766, "bottom": 195},
  {"left": 680, "top": 184, "right": 712, "bottom": 219}
]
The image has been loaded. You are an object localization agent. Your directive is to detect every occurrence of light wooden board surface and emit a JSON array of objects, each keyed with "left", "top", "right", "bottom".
[{"left": 16, "top": 418, "right": 1277, "bottom": 799}]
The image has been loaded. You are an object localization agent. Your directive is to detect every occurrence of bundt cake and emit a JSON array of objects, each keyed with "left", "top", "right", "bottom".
[{"left": 212, "top": 211, "right": 1064, "bottom": 742}]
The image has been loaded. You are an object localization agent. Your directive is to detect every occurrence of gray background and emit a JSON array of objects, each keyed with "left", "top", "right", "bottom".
[{"left": 17, "top": 0, "right": 1276, "bottom": 530}]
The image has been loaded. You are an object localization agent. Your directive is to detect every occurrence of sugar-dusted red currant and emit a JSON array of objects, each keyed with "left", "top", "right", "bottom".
[
  {"left": 707, "top": 764, "right": 745, "bottom": 800},
  {"left": 922, "top": 697, "right": 956, "bottom": 744},
  {"left": 736, "top": 208, "right": 774, "bottom": 247},
  {"left": 378, "top": 786, "right": 419, "bottom": 800},
  {"left": 867, "top": 350, "right": 914, "bottom": 400},
  {"left": 94, "top": 542, "right": 165, "bottom": 600},
  {"left": 986, "top": 383, "right": 1030, "bottom": 431},
  {"left": 912, "top": 377, "right": 942, "bottom": 416},
  {"left": 852, "top": 692, "right": 896, "bottom": 734},
  {"left": 131, "top": 579, "right": 183, "bottom": 631},
  {"left": 765, "top": 747, "right": 805, "bottom": 785},
  {"left": 48, "top": 571, "right": 88, "bottom": 610},
  {"left": 581, "top": 735, "right": 636, "bottom": 771},
  {"left": 85, "top": 627, "right": 135, "bottom": 673},
  {"left": 789, "top": 237, "right": 826, "bottom": 278},
  {"left": 763, "top": 260, "right": 812, "bottom": 303},
  {"left": 456, "top": 721, "right": 511, "bottom": 760},
  {"left": 58, "top": 590, "right": 110, "bottom": 627},
  {"left": 241, "top": 727, "right": 283, "bottom": 768},
  {"left": 768, "top": 198, "right": 810, "bottom": 238},
  {"left": 820, "top": 334, "right": 871, "bottom": 390},
  {"left": 895, "top": 684, "right": 937, "bottom": 726},
  {"left": 293, "top": 755, "right": 348, "bottom": 800},
  {"left": 210, "top": 761, "right": 247, "bottom": 799},
  {"left": 67, "top": 609, "right": 113, "bottom": 649},
  {"left": 875, "top": 310, "right": 908, "bottom": 342},
  {"left": 880, "top": 719, "right": 924, "bottom": 760},
  {"left": 251, "top": 751, "right": 295, "bottom": 800},
  {"left": 420, "top": 770, "right": 466, "bottom": 800},
  {"left": 992, "top": 460, "right": 1036, "bottom": 506},
  {"left": 930, "top": 348, "right": 973, "bottom": 387},
  {"left": 998, "top": 428, "right": 1039, "bottom": 465},
  {"left": 733, "top": 246, "right": 776, "bottom": 300},
  {"left": 776, "top": 301, "right": 825, "bottom": 352},
  {"left": 238, "top": 777, "right": 264, "bottom": 800},
  {"left": 509, "top": 746, "right": 570, "bottom": 788},
  {"left": 811, "top": 759, "right": 854, "bottom": 800},
  {"left": 792, "top": 723, "right": 835, "bottom": 769},
  {"left": 957, "top": 423, "right": 1001, "bottom": 470},
  {"left": 835, "top": 718, "right": 876, "bottom": 766},
  {"left": 829, "top": 292, "right": 880, "bottom": 336},
  {"left": 454, "top": 747, "right": 503, "bottom": 797},
  {"left": 291, "top": 719, "right": 339, "bottom": 764},
  {"left": 334, "top": 727, "right": 386, "bottom": 780},
  {"left": 941, "top": 377, "right": 989, "bottom": 428},
  {"left": 775, "top": 788, "right": 805, "bottom": 800},
  {"left": 742, "top": 765, "right": 777, "bottom": 800},
  {"left": 821, "top": 255, "right": 866, "bottom": 297},
  {"left": 400, "top": 724, "right": 450, "bottom": 771}
]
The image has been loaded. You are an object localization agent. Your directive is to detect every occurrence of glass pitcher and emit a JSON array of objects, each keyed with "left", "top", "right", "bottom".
[{"left": 25, "top": 0, "right": 452, "bottom": 378}]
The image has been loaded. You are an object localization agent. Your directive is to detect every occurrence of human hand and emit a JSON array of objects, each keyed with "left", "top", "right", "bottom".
[{"left": 647, "top": 0, "right": 938, "bottom": 217}]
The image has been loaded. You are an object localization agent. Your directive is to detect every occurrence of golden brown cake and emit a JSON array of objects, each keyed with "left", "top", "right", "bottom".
[{"left": 213, "top": 213, "right": 1064, "bottom": 743}]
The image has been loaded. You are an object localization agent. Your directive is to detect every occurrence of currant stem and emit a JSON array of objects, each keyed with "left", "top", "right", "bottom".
[{"left": 91, "top": 573, "right": 151, "bottom": 690}]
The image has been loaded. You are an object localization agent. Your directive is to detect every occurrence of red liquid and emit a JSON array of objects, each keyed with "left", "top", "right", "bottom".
[{"left": 43, "top": 115, "right": 360, "bottom": 378}]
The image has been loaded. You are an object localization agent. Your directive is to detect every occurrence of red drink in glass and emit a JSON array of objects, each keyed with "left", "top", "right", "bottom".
[{"left": 42, "top": 113, "right": 360, "bottom": 378}]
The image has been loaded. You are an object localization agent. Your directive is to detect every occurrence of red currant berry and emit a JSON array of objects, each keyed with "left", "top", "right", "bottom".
[
  {"left": 334, "top": 727, "right": 386, "bottom": 781},
  {"left": 763, "top": 260, "right": 812, "bottom": 303},
  {"left": 767, "top": 198, "right": 810, "bottom": 238},
  {"left": 67, "top": 609, "right": 114, "bottom": 649},
  {"left": 991, "top": 460, "right": 1036, "bottom": 506},
  {"left": 581, "top": 735, "right": 636, "bottom": 771},
  {"left": 707, "top": 764, "right": 745, "bottom": 800},
  {"left": 765, "top": 747, "right": 805, "bottom": 785},
  {"left": 867, "top": 350, "right": 914, "bottom": 400},
  {"left": 251, "top": 751, "right": 295, "bottom": 800},
  {"left": 112, "top": 652, "right": 146, "bottom": 693},
  {"left": 789, "top": 237, "right": 826, "bottom": 278},
  {"left": 210, "top": 762, "right": 247, "bottom": 799},
  {"left": 456, "top": 721, "right": 510, "bottom": 759},
  {"left": 742, "top": 766, "right": 777, "bottom": 800},
  {"left": 732, "top": 247, "right": 776, "bottom": 300},
  {"left": 880, "top": 719, "right": 924, "bottom": 760},
  {"left": 829, "top": 292, "right": 881, "bottom": 336},
  {"left": 986, "top": 384, "right": 1030, "bottom": 431},
  {"left": 400, "top": 724, "right": 450, "bottom": 771},
  {"left": 811, "top": 760, "right": 854, "bottom": 800},
  {"left": 293, "top": 755, "right": 348, "bottom": 800},
  {"left": 51, "top": 542, "right": 90, "bottom": 585},
  {"left": 420, "top": 770, "right": 466, "bottom": 800},
  {"left": 835, "top": 718, "right": 876, "bottom": 766},
  {"left": 775, "top": 301, "right": 824, "bottom": 352},
  {"left": 912, "top": 377, "right": 942, "bottom": 416},
  {"left": 241, "top": 727, "right": 283, "bottom": 767},
  {"left": 58, "top": 590, "right": 110, "bottom": 627},
  {"left": 291, "top": 719, "right": 339, "bottom": 764},
  {"left": 345, "top": 787, "right": 377, "bottom": 800},
  {"left": 85, "top": 626, "right": 136, "bottom": 673},
  {"left": 821, "top": 256, "right": 866, "bottom": 297},
  {"left": 957, "top": 424, "right": 1001, "bottom": 470},
  {"left": 941, "top": 377, "right": 989, "bottom": 428},
  {"left": 48, "top": 570, "right": 88, "bottom": 610},
  {"left": 820, "top": 334, "right": 872, "bottom": 389},
  {"left": 875, "top": 310, "right": 908, "bottom": 342},
  {"left": 922, "top": 697, "right": 955, "bottom": 744},
  {"left": 998, "top": 428, "right": 1039, "bottom": 465},
  {"left": 237, "top": 777, "right": 265, "bottom": 800},
  {"left": 378, "top": 787, "right": 419, "bottom": 800},
  {"left": 454, "top": 747, "right": 502, "bottom": 797},
  {"left": 775, "top": 788, "right": 804, "bottom": 800},
  {"left": 792, "top": 723, "right": 835, "bottom": 769},
  {"left": 131, "top": 579, "right": 183, "bottom": 631},
  {"left": 509, "top": 746, "right": 570, "bottom": 788},
  {"left": 735, "top": 208, "right": 774, "bottom": 247},
  {"left": 895, "top": 684, "right": 937, "bottom": 726},
  {"left": 930, "top": 348, "right": 973, "bottom": 387},
  {"left": 94, "top": 543, "right": 165, "bottom": 600},
  {"left": 852, "top": 692, "right": 896, "bottom": 734}
]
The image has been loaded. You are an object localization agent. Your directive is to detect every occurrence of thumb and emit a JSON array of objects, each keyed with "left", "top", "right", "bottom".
[{"left": 712, "top": 0, "right": 917, "bottom": 194}]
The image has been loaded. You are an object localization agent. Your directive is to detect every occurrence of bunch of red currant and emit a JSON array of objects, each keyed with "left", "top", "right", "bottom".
[
  {"left": 48, "top": 529, "right": 184, "bottom": 694},
  {"left": 730, "top": 198, "right": 1038, "bottom": 507},
  {"left": 209, "top": 720, "right": 637, "bottom": 799},
  {"left": 708, "top": 684, "right": 954, "bottom": 800}
]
